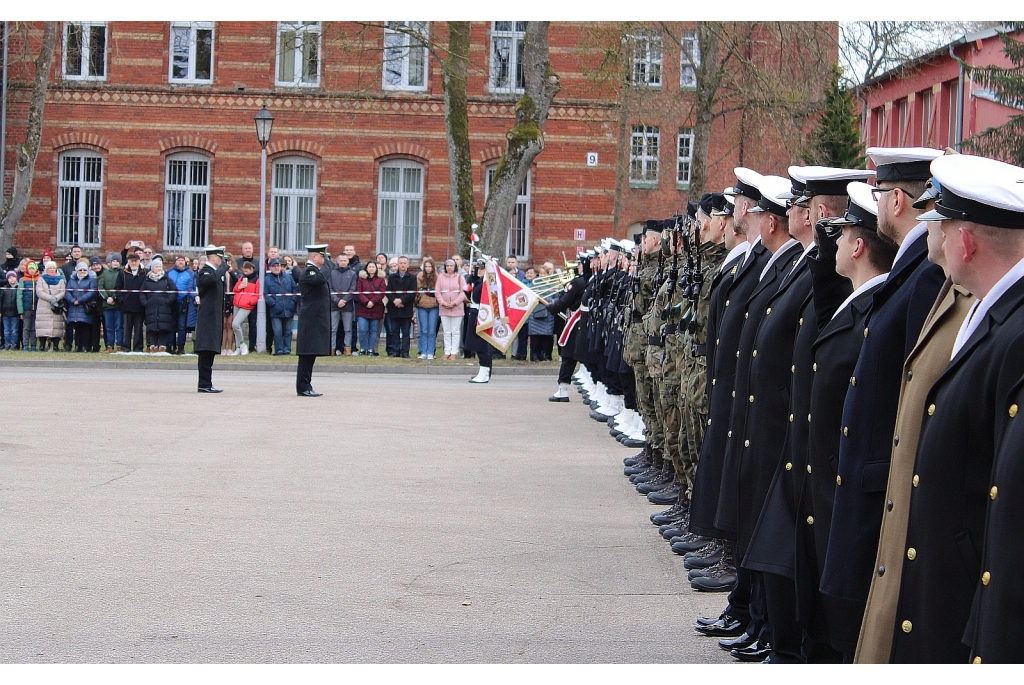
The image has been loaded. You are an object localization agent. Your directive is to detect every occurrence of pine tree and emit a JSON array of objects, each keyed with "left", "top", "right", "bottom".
[
  {"left": 964, "top": 24, "right": 1024, "bottom": 165},
  {"left": 802, "top": 63, "right": 866, "bottom": 169}
]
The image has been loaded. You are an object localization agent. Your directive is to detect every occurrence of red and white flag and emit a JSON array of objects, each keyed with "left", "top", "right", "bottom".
[{"left": 476, "top": 258, "right": 540, "bottom": 354}]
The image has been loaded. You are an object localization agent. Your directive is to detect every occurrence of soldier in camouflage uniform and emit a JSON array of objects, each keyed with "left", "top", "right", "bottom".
[{"left": 623, "top": 222, "right": 666, "bottom": 475}]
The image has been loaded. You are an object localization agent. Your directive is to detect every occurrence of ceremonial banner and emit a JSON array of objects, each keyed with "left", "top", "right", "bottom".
[{"left": 476, "top": 259, "right": 541, "bottom": 354}]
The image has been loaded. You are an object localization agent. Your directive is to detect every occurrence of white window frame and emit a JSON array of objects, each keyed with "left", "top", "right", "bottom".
[
  {"left": 383, "top": 22, "right": 429, "bottom": 92},
  {"left": 57, "top": 150, "right": 103, "bottom": 248},
  {"left": 677, "top": 128, "right": 695, "bottom": 187},
  {"left": 276, "top": 21, "right": 321, "bottom": 87},
  {"left": 628, "top": 31, "right": 662, "bottom": 88},
  {"left": 489, "top": 21, "right": 526, "bottom": 96},
  {"left": 272, "top": 156, "right": 318, "bottom": 254},
  {"left": 485, "top": 166, "right": 532, "bottom": 260},
  {"left": 680, "top": 31, "right": 700, "bottom": 89},
  {"left": 630, "top": 125, "right": 660, "bottom": 186},
  {"left": 63, "top": 22, "right": 107, "bottom": 81},
  {"left": 169, "top": 21, "right": 214, "bottom": 84},
  {"left": 164, "top": 153, "right": 211, "bottom": 250},
  {"left": 376, "top": 160, "right": 424, "bottom": 257}
]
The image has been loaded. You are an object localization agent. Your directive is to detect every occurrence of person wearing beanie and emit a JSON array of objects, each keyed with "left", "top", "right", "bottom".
[
  {"left": 65, "top": 260, "right": 98, "bottom": 352},
  {"left": 4, "top": 247, "right": 19, "bottom": 273},
  {"left": 98, "top": 253, "right": 123, "bottom": 352},
  {"left": 1, "top": 270, "right": 20, "bottom": 350},
  {"left": 140, "top": 258, "right": 177, "bottom": 353},
  {"left": 17, "top": 262, "right": 40, "bottom": 351}
]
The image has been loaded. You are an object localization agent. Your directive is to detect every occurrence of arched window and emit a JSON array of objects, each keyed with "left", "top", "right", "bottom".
[
  {"left": 57, "top": 150, "right": 103, "bottom": 247},
  {"left": 377, "top": 160, "right": 423, "bottom": 256},
  {"left": 272, "top": 156, "right": 317, "bottom": 253},
  {"left": 164, "top": 153, "right": 210, "bottom": 249}
]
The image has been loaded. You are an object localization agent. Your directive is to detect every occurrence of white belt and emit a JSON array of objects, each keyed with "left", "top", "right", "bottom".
[
  {"left": 469, "top": 303, "right": 480, "bottom": 309},
  {"left": 580, "top": 306, "right": 590, "bottom": 312}
]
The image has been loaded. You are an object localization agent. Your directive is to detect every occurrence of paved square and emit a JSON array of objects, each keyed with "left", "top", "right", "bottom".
[{"left": 0, "top": 367, "right": 729, "bottom": 663}]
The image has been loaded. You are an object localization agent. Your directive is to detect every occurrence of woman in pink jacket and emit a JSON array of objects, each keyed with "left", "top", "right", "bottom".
[{"left": 435, "top": 258, "right": 468, "bottom": 359}]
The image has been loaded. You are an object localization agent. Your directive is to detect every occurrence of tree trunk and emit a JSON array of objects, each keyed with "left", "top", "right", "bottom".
[
  {"left": 442, "top": 22, "right": 476, "bottom": 257},
  {"left": 688, "top": 22, "right": 724, "bottom": 198},
  {"left": 0, "top": 22, "right": 57, "bottom": 254},
  {"left": 478, "top": 21, "right": 560, "bottom": 258}
]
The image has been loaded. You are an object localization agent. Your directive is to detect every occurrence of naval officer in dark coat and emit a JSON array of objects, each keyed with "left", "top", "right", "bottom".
[
  {"left": 195, "top": 245, "right": 231, "bottom": 393},
  {"left": 296, "top": 244, "right": 332, "bottom": 396}
]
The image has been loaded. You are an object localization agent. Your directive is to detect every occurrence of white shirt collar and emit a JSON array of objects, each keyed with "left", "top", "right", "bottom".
[
  {"left": 831, "top": 272, "right": 889, "bottom": 321},
  {"left": 759, "top": 238, "right": 799, "bottom": 281},
  {"left": 725, "top": 241, "right": 749, "bottom": 266},
  {"left": 742, "top": 235, "right": 762, "bottom": 266},
  {"left": 792, "top": 242, "right": 816, "bottom": 271},
  {"left": 951, "top": 255, "right": 1024, "bottom": 358},
  {"left": 892, "top": 222, "right": 928, "bottom": 268}
]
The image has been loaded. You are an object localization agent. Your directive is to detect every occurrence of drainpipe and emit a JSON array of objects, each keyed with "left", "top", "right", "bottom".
[
  {"left": 950, "top": 42, "right": 965, "bottom": 150},
  {"left": 1, "top": 21, "right": 8, "bottom": 197}
]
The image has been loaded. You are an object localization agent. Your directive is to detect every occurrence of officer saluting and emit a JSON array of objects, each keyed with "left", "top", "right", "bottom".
[
  {"left": 195, "top": 245, "right": 230, "bottom": 393},
  {"left": 296, "top": 244, "right": 332, "bottom": 397}
]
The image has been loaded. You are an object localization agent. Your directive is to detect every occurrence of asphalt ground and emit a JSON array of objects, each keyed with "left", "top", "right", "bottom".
[{"left": 0, "top": 367, "right": 732, "bottom": 663}]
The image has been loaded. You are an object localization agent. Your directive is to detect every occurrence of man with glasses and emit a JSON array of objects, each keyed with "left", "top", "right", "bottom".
[{"left": 820, "top": 147, "right": 946, "bottom": 662}]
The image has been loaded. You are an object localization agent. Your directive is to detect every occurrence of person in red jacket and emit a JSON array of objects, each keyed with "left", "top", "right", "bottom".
[
  {"left": 230, "top": 261, "right": 259, "bottom": 355},
  {"left": 355, "top": 261, "right": 386, "bottom": 356}
]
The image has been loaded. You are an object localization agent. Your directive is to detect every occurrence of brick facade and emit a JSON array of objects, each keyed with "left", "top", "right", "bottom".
[{"left": 1, "top": 21, "right": 833, "bottom": 265}]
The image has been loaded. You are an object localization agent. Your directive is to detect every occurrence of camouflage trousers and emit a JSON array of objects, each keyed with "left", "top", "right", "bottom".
[
  {"left": 633, "top": 361, "right": 663, "bottom": 453},
  {"left": 679, "top": 356, "right": 709, "bottom": 493},
  {"left": 660, "top": 381, "right": 683, "bottom": 477}
]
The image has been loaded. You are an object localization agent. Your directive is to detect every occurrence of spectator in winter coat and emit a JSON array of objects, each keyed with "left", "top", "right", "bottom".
[
  {"left": 17, "top": 262, "right": 40, "bottom": 351},
  {"left": 385, "top": 256, "right": 416, "bottom": 357},
  {"left": 343, "top": 245, "right": 360, "bottom": 270},
  {"left": 97, "top": 253, "right": 122, "bottom": 351},
  {"left": 65, "top": 261, "right": 98, "bottom": 352},
  {"left": 3, "top": 247, "right": 19, "bottom": 273},
  {"left": 86, "top": 257, "right": 104, "bottom": 352},
  {"left": 355, "top": 261, "right": 386, "bottom": 356},
  {"left": 35, "top": 262, "right": 66, "bottom": 351},
  {"left": 264, "top": 259, "right": 298, "bottom": 355},
  {"left": 330, "top": 254, "right": 358, "bottom": 354},
  {"left": 167, "top": 255, "right": 197, "bottom": 354},
  {"left": 415, "top": 258, "right": 439, "bottom": 359},
  {"left": 436, "top": 259, "right": 468, "bottom": 359},
  {"left": 116, "top": 252, "right": 148, "bottom": 352},
  {"left": 1, "top": 270, "right": 20, "bottom": 350},
  {"left": 230, "top": 261, "right": 259, "bottom": 355},
  {"left": 140, "top": 259, "right": 178, "bottom": 352}
]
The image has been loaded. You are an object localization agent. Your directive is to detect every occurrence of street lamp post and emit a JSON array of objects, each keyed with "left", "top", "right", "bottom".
[{"left": 253, "top": 106, "right": 274, "bottom": 353}]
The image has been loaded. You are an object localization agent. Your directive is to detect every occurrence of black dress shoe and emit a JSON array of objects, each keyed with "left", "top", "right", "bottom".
[
  {"left": 548, "top": 395, "right": 569, "bottom": 402},
  {"left": 695, "top": 611, "right": 730, "bottom": 628},
  {"left": 719, "top": 631, "right": 756, "bottom": 651},
  {"left": 197, "top": 387, "right": 223, "bottom": 393},
  {"left": 732, "top": 640, "right": 771, "bottom": 662},
  {"left": 695, "top": 616, "right": 745, "bottom": 637},
  {"left": 298, "top": 390, "right": 323, "bottom": 397}
]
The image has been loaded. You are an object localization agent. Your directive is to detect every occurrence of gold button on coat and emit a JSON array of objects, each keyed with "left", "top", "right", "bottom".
[
  {"left": 902, "top": 620, "right": 912, "bottom": 633},
  {"left": 907, "top": 548, "right": 917, "bottom": 560},
  {"left": 791, "top": 365, "right": 795, "bottom": 373},
  {"left": 728, "top": 430, "right": 732, "bottom": 437},
  {"left": 744, "top": 312, "right": 748, "bottom": 319},
  {"left": 913, "top": 475, "right": 919, "bottom": 487},
  {"left": 744, "top": 440, "right": 750, "bottom": 447},
  {"left": 799, "top": 317, "right": 804, "bottom": 325},
  {"left": 864, "top": 327, "right": 870, "bottom": 337},
  {"left": 843, "top": 426, "right": 848, "bottom": 436},
  {"left": 749, "top": 395, "right": 754, "bottom": 403},
  {"left": 1010, "top": 404, "right": 1019, "bottom": 418},
  {"left": 990, "top": 486, "right": 998, "bottom": 500},
  {"left": 973, "top": 657, "right": 982, "bottom": 664},
  {"left": 928, "top": 404, "right": 935, "bottom": 416},
  {"left": 707, "top": 419, "right": 712, "bottom": 426},
  {"left": 766, "top": 307, "right": 771, "bottom": 315},
  {"left": 836, "top": 475, "right": 842, "bottom": 485},
  {"left": 806, "top": 464, "right": 812, "bottom": 474},
  {"left": 785, "top": 463, "right": 792, "bottom": 470},
  {"left": 807, "top": 413, "right": 812, "bottom": 422},
  {"left": 789, "top": 414, "right": 794, "bottom": 422},
  {"left": 725, "top": 300, "right": 730, "bottom": 306},
  {"left": 982, "top": 571, "right": 991, "bottom": 585},
  {"left": 732, "top": 391, "right": 736, "bottom": 398},
  {"left": 752, "top": 350, "right": 758, "bottom": 357},
  {"left": 851, "top": 376, "right": 857, "bottom": 386},
  {"left": 806, "top": 516, "right": 814, "bottom": 525},
  {"left": 813, "top": 362, "right": 817, "bottom": 371}
]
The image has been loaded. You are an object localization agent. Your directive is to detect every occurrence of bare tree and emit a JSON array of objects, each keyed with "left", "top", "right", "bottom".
[
  {"left": 840, "top": 21, "right": 999, "bottom": 85},
  {"left": 440, "top": 22, "right": 475, "bottom": 255},
  {"left": 477, "top": 22, "right": 560, "bottom": 258},
  {"left": 0, "top": 22, "right": 57, "bottom": 254}
]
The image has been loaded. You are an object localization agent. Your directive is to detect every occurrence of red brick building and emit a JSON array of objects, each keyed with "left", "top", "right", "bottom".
[
  {"left": 858, "top": 26, "right": 1023, "bottom": 153},
  {"left": 1, "top": 21, "right": 833, "bottom": 264}
]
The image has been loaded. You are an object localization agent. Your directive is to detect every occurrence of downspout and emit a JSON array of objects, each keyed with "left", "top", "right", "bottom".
[
  {"left": 1, "top": 21, "right": 8, "bottom": 197},
  {"left": 950, "top": 42, "right": 965, "bottom": 150}
]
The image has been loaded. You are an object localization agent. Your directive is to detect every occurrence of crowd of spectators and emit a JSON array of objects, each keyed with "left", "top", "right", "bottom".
[{"left": 0, "top": 243, "right": 559, "bottom": 360}]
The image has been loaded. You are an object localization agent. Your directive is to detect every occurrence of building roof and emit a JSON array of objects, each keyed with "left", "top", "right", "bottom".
[{"left": 856, "top": 25, "right": 1012, "bottom": 91}]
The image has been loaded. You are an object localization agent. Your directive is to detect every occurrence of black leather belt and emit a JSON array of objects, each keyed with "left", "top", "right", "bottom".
[
  {"left": 648, "top": 334, "right": 664, "bottom": 347},
  {"left": 663, "top": 323, "right": 677, "bottom": 335},
  {"left": 693, "top": 343, "right": 707, "bottom": 357}
]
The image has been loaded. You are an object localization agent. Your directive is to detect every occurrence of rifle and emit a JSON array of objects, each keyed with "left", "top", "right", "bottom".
[{"left": 661, "top": 215, "right": 683, "bottom": 320}]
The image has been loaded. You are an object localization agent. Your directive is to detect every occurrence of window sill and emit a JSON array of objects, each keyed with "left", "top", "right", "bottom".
[
  {"left": 676, "top": 182, "right": 691, "bottom": 191},
  {"left": 629, "top": 181, "right": 659, "bottom": 190},
  {"left": 274, "top": 82, "right": 321, "bottom": 89},
  {"left": 169, "top": 79, "right": 214, "bottom": 86},
  {"left": 382, "top": 85, "right": 429, "bottom": 93},
  {"left": 62, "top": 76, "right": 106, "bottom": 82}
]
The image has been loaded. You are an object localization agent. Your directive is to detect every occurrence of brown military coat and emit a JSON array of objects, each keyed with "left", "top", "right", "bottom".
[{"left": 855, "top": 278, "right": 975, "bottom": 662}]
